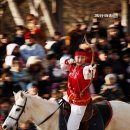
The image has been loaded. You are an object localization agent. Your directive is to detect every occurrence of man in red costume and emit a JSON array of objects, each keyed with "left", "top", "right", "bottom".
[{"left": 60, "top": 49, "right": 96, "bottom": 130}]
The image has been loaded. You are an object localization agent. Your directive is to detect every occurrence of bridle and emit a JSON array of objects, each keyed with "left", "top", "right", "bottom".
[
  {"left": 6, "top": 96, "right": 64, "bottom": 128},
  {"left": 7, "top": 97, "right": 27, "bottom": 128}
]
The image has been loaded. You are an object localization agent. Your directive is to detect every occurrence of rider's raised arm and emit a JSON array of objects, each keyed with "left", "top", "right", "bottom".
[{"left": 59, "top": 56, "right": 74, "bottom": 71}]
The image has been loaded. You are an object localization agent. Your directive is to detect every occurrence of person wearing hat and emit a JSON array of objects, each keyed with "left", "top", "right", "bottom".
[
  {"left": 5, "top": 43, "right": 25, "bottom": 67},
  {"left": 100, "top": 73, "right": 125, "bottom": 101},
  {"left": 60, "top": 49, "right": 96, "bottom": 130},
  {"left": 20, "top": 32, "right": 45, "bottom": 62},
  {"left": 26, "top": 82, "right": 39, "bottom": 95}
]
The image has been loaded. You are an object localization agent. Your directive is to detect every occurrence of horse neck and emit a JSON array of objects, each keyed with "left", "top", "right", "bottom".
[{"left": 28, "top": 96, "right": 59, "bottom": 127}]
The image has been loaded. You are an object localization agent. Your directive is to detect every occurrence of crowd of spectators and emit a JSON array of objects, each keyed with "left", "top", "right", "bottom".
[{"left": 0, "top": 14, "right": 130, "bottom": 129}]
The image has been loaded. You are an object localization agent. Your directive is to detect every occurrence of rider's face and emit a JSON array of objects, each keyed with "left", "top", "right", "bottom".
[{"left": 74, "top": 55, "right": 86, "bottom": 66}]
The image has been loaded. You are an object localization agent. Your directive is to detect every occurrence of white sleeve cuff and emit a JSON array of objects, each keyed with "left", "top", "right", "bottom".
[
  {"left": 60, "top": 56, "right": 70, "bottom": 71},
  {"left": 83, "top": 65, "right": 96, "bottom": 79}
]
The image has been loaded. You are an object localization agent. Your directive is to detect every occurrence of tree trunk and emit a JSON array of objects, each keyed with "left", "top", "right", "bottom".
[
  {"left": 121, "top": 0, "right": 128, "bottom": 27},
  {"left": 33, "top": 0, "right": 41, "bottom": 9},
  {"left": 28, "top": 0, "right": 39, "bottom": 17},
  {"left": 39, "top": 0, "right": 56, "bottom": 36},
  {"left": 7, "top": 0, "right": 24, "bottom": 25},
  {"left": 55, "top": 0, "right": 64, "bottom": 34},
  {"left": 0, "top": 2, "right": 6, "bottom": 33},
  {"left": 128, "top": 2, "right": 130, "bottom": 34}
]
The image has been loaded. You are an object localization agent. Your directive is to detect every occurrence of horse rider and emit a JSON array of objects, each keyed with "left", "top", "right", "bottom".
[{"left": 60, "top": 49, "right": 96, "bottom": 130}]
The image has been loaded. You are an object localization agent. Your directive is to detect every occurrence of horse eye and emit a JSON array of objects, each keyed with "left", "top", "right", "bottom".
[{"left": 16, "top": 108, "right": 21, "bottom": 111}]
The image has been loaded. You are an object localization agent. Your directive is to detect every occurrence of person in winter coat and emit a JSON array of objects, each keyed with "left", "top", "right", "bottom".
[
  {"left": 10, "top": 58, "right": 30, "bottom": 90},
  {"left": 5, "top": 43, "right": 25, "bottom": 67},
  {"left": 100, "top": 73, "right": 125, "bottom": 101},
  {"left": 20, "top": 32, "right": 45, "bottom": 62}
]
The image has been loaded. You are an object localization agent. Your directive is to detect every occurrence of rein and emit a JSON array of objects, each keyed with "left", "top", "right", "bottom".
[
  {"left": 37, "top": 99, "right": 64, "bottom": 126},
  {"left": 6, "top": 95, "right": 64, "bottom": 128}
]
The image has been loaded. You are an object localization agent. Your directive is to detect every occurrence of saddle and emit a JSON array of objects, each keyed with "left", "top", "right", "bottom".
[{"left": 59, "top": 100, "right": 112, "bottom": 130}]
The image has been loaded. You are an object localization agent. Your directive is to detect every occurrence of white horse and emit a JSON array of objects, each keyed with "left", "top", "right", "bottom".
[{"left": 2, "top": 91, "right": 130, "bottom": 130}]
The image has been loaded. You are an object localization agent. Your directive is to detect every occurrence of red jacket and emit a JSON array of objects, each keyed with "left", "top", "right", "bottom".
[{"left": 67, "top": 64, "right": 91, "bottom": 106}]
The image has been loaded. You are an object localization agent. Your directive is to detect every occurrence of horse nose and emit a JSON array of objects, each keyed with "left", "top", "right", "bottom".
[
  {"left": 2, "top": 125, "right": 13, "bottom": 130},
  {"left": 2, "top": 125, "right": 7, "bottom": 129},
  {"left": 2, "top": 124, "right": 7, "bottom": 129}
]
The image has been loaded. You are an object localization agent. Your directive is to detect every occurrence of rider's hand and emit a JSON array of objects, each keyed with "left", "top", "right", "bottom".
[
  {"left": 67, "top": 58, "right": 75, "bottom": 64},
  {"left": 89, "top": 64, "right": 97, "bottom": 71}
]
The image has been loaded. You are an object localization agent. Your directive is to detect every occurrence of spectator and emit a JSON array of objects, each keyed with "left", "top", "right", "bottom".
[
  {"left": 25, "top": 14, "right": 46, "bottom": 45},
  {"left": 20, "top": 33, "right": 46, "bottom": 62},
  {"left": 96, "top": 37, "right": 111, "bottom": 52},
  {"left": 107, "top": 24, "right": 122, "bottom": 53},
  {"left": 26, "top": 56, "right": 46, "bottom": 81},
  {"left": 10, "top": 58, "right": 30, "bottom": 90},
  {"left": 13, "top": 25, "right": 26, "bottom": 46},
  {"left": 0, "top": 98, "right": 12, "bottom": 125},
  {"left": 25, "top": 14, "right": 41, "bottom": 35},
  {"left": 18, "top": 120, "right": 37, "bottom": 130},
  {"left": 50, "top": 32, "right": 66, "bottom": 60},
  {"left": 67, "top": 23, "right": 85, "bottom": 56},
  {"left": 120, "top": 50, "right": 130, "bottom": 100},
  {"left": 0, "top": 34, "right": 10, "bottom": 69},
  {"left": 26, "top": 56, "right": 51, "bottom": 97},
  {"left": 27, "top": 81, "right": 50, "bottom": 99},
  {"left": 100, "top": 73, "right": 125, "bottom": 101},
  {"left": 47, "top": 53, "right": 67, "bottom": 90},
  {"left": 94, "top": 51, "right": 109, "bottom": 93},
  {"left": 89, "top": 18, "right": 107, "bottom": 39},
  {"left": 49, "top": 89, "right": 59, "bottom": 103},
  {"left": 107, "top": 50, "right": 125, "bottom": 76},
  {"left": 4, "top": 55, "right": 16, "bottom": 67},
  {"left": 113, "top": 18, "right": 126, "bottom": 39},
  {"left": 0, "top": 65, "right": 15, "bottom": 98},
  {"left": 6, "top": 43, "right": 25, "bottom": 67},
  {"left": 26, "top": 82, "right": 39, "bottom": 95}
]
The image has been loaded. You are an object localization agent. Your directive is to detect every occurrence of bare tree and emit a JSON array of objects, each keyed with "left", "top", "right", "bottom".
[
  {"left": 38, "top": 0, "right": 56, "bottom": 36},
  {"left": 27, "top": 0, "right": 57, "bottom": 36},
  {"left": 121, "top": 0, "right": 128, "bottom": 26},
  {"left": 54, "top": 0, "right": 64, "bottom": 34},
  {"left": 128, "top": 1, "right": 130, "bottom": 34},
  {"left": 28, "top": 0, "right": 39, "bottom": 17},
  {"left": 7, "top": 0, "right": 24, "bottom": 25},
  {"left": 121, "top": 0, "right": 130, "bottom": 34},
  {"left": 0, "top": 0, "right": 6, "bottom": 33}
]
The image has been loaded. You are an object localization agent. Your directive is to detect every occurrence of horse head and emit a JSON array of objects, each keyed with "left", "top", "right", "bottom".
[{"left": 2, "top": 91, "right": 32, "bottom": 130}]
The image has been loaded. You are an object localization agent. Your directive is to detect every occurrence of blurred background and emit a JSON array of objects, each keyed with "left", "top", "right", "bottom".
[
  {"left": 0, "top": 0, "right": 130, "bottom": 37},
  {"left": 0, "top": 0, "right": 130, "bottom": 128}
]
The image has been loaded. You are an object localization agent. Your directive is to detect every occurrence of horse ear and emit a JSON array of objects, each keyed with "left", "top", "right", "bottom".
[
  {"left": 13, "top": 91, "right": 16, "bottom": 95},
  {"left": 20, "top": 91, "right": 24, "bottom": 98}
]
